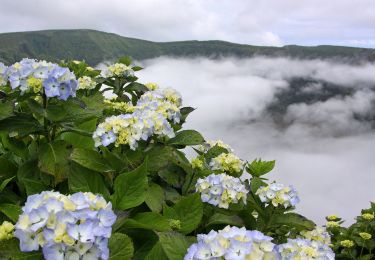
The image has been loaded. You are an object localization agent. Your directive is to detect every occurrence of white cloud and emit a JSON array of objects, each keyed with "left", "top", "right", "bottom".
[
  {"left": 137, "top": 56, "right": 375, "bottom": 224},
  {"left": 0, "top": 0, "right": 375, "bottom": 47}
]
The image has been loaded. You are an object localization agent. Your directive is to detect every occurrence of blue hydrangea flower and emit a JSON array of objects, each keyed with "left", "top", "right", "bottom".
[
  {"left": 14, "top": 191, "right": 116, "bottom": 260},
  {"left": 195, "top": 173, "right": 249, "bottom": 209},
  {"left": 5, "top": 58, "right": 77, "bottom": 100},
  {"left": 184, "top": 226, "right": 279, "bottom": 260},
  {"left": 256, "top": 182, "right": 300, "bottom": 208},
  {"left": 93, "top": 87, "right": 183, "bottom": 149}
]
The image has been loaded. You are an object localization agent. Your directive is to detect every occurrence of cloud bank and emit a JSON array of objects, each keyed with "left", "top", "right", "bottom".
[{"left": 136, "top": 56, "right": 375, "bottom": 224}]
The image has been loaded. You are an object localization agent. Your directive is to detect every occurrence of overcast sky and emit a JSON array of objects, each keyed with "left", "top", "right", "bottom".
[{"left": 0, "top": 0, "right": 375, "bottom": 47}]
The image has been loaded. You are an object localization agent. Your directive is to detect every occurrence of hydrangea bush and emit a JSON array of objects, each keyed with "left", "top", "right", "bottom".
[{"left": 0, "top": 56, "right": 371, "bottom": 259}]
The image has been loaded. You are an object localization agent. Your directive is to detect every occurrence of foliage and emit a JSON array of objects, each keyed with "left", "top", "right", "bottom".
[
  {"left": 0, "top": 56, "right": 366, "bottom": 259},
  {"left": 1, "top": 30, "right": 375, "bottom": 65},
  {"left": 327, "top": 205, "right": 375, "bottom": 259}
]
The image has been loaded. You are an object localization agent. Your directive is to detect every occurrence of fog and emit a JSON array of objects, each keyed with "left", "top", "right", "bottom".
[{"left": 135, "top": 56, "right": 375, "bottom": 225}]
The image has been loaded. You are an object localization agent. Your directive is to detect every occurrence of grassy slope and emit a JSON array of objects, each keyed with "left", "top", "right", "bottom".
[{"left": 0, "top": 29, "right": 374, "bottom": 65}]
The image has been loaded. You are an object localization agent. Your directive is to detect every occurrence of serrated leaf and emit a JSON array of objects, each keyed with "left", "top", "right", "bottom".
[
  {"left": 167, "top": 130, "right": 205, "bottom": 146},
  {"left": 145, "top": 183, "right": 165, "bottom": 212},
  {"left": 17, "top": 160, "right": 49, "bottom": 195},
  {"left": 68, "top": 162, "right": 110, "bottom": 199},
  {"left": 123, "top": 212, "right": 172, "bottom": 232},
  {"left": 112, "top": 159, "right": 148, "bottom": 210},
  {"left": 109, "top": 233, "right": 134, "bottom": 260},
  {"left": 0, "top": 203, "right": 21, "bottom": 222},
  {"left": 246, "top": 159, "right": 275, "bottom": 177},
  {"left": 38, "top": 140, "right": 71, "bottom": 184},
  {"left": 70, "top": 148, "right": 112, "bottom": 172},
  {"left": 163, "top": 193, "right": 203, "bottom": 234},
  {"left": 158, "top": 232, "right": 192, "bottom": 260},
  {"left": 270, "top": 212, "right": 315, "bottom": 230},
  {"left": 206, "top": 213, "right": 244, "bottom": 227}
]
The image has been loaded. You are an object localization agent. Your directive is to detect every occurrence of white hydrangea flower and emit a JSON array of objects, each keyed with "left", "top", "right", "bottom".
[
  {"left": 209, "top": 153, "right": 244, "bottom": 174},
  {"left": 78, "top": 76, "right": 96, "bottom": 90},
  {"left": 277, "top": 238, "right": 335, "bottom": 260}
]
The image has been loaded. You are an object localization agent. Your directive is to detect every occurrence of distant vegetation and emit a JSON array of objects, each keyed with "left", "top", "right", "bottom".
[{"left": 0, "top": 29, "right": 374, "bottom": 65}]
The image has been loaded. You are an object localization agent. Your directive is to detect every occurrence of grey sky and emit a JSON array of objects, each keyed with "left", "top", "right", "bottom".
[{"left": 0, "top": 0, "right": 375, "bottom": 47}]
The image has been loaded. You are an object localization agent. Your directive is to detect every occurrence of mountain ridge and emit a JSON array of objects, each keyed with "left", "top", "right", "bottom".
[{"left": 0, "top": 29, "right": 374, "bottom": 65}]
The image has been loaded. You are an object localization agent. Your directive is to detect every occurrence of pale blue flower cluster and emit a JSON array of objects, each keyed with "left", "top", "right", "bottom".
[
  {"left": 184, "top": 225, "right": 279, "bottom": 260},
  {"left": 195, "top": 173, "right": 248, "bottom": 209},
  {"left": 137, "top": 88, "right": 182, "bottom": 123},
  {"left": 256, "top": 182, "right": 300, "bottom": 208},
  {"left": 93, "top": 87, "right": 182, "bottom": 149},
  {"left": 14, "top": 191, "right": 116, "bottom": 260},
  {"left": 277, "top": 238, "right": 335, "bottom": 259},
  {"left": 5, "top": 58, "right": 77, "bottom": 100},
  {"left": 0, "top": 62, "right": 7, "bottom": 86}
]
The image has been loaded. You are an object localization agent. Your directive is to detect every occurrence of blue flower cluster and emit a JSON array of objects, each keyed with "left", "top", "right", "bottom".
[
  {"left": 184, "top": 226, "right": 278, "bottom": 260},
  {"left": 277, "top": 238, "right": 335, "bottom": 259},
  {"left": 256, "top": 182, "right": 300, "bottom": 208},
  {"left": 93, "top": 87, "right": 182, "bottom": 149},
  {"left": 14, "top": 191, "right": 116, "bottom": 260},
  {"left": 4, "top": 58, "right": 77, "bottom": 100},
  {"left": 195, "top": 173, "right": 248, "bottom": 209}
]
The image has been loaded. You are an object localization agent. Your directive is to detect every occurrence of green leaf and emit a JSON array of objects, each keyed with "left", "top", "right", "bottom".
[
  {"left": 270, "top": 212, "right": 315, "bottom": 230},
  {"left": 180, "top": 107, "right": 195, "bottom": 123},
  {"left": 145, "top": 183, "right": 165, "bottom": 213},
  {"left": 68, "top": 162, "right": 110, "bottom": 198},
  {"left": 246, "top": 159, "right": 275, "bottom": 177},
  {"left": 0, "top": 238, "right": 43, "bottom": 259},
  {"left": 250, "top": 177, "right": 267, "bottom": 194},
  {"left": 123, "top": 212, "right": 172, "bottom": 232},
  {"left": 17, "top": 160, "right": 49, "bottom": 195},
  {"left": 61, "top": 119, "right": 97, "bottom": 149},
  {"left": 109, "top": 233, "right": 134, "bottom": 260},
  {"left": 0, "top": 101, "right": 14, "bottom": 120},
  {"left": 207, "top": 213, "right": 244, "bottom": 227},
  {"left": 158, "top": 232, "right": 192, "bottom": 260},
  {"left": 163, "top": 193, "right": 203, "bottom": 234},
  {"left": 146, "top": 145, "right": 173, "bottom": 171},
  {"left": 101, "top": 147, "right": 126, "bottom": 172},
  {"left": 0, "top": 176, "right": 15, "bottom": 192},
  {"left": 0, "top": 133, "right": 29, "bottom": 160},
  {"left": 158, "top": 165, "right": 185, "bottom": 188},
  {"left": 0, "top": 203, "right": 21, "bottom": 222},
  {"left": 0, "top": 155, "right": 17, "bottom": 180},
  {"left": 132, "top": 66, "right": 143, "bottom": 71},
  {"left": 112, "top": 159, "right": 148, "bottom": 210},
  {"left": 167, "top": 130, "right": 205, "bottom": 146},
  {"left": 70, "top": 148, "right": 112, "bottom": 172},
  {"left": 205, "top": 145, "right": 229, "bottom": 160},
  {"left": 142, "top": 242, "right": 169, "bottom": 260},
  {"left": 0, "top": 113, "right": 43, "bottom": 136},
  {"left": 38, "top": 140, "right": 72, "bottom": 184},
  {"left": 125, "top": 82, "right": 148, "bottom": 93}
]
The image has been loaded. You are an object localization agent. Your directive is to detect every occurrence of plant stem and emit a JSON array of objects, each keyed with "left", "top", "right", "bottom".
[{"left": 42, "top": 92, "right": 50, "bottom": 141}]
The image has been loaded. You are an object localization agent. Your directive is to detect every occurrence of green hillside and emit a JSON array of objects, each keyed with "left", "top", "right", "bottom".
[{"left": 0, "top": 29, "right": 374, "bottom": 65}]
